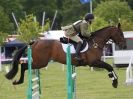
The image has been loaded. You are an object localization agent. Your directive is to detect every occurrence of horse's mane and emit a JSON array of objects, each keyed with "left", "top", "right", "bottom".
[{"left": 90, "top": 26, "right": 115, "bottom": 37}]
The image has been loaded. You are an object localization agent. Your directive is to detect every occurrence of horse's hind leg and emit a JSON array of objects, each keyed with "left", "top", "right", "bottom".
[
  {"left": 91, "top": 60, "right": 118, "bottom": 88},
  {"left": 13, "top": 63, "right": 28, "bottom": 85}
]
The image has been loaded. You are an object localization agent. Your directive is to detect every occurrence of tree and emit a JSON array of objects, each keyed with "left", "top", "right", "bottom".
[
  {"left": 62, "top": 0, "right": 89, "bottom": 25},
  {"left": 127, "top": 0, "right": 133, "bottom": 9},
  {"left": 91, "top": 17, "right": 109, "bottom": 31},
  {"left": 120, "top": 19, "right": 133, "bottom": 31},
  {"left": 17, "top": 14, "right": 50, "bottom": 43},
  {"left": 0, "top": 32, "right": 8, "bottom": 46},
  {"left": 94, "top": 0, "right": 133, "bottom": 22},
  {"left": 17, "top": 14, "right": 41, "bottom": 43},
  {"left": 0, "top": 0, "right": 24, "bottom": 34},
  {"left": 94, "top": 0, "right": 133, "bottom": 30},
  {"left": 0, "top": 0, "right": 23, "bottom": 15},
  {"left": 0, "top": 6, "right": 14, "bottom": 33},
  {"left": 23, "top": 0, "right": 57, "bottom": 21}
]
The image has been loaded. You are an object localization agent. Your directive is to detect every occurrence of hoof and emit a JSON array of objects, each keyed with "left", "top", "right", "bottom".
[
  {"left": 12, "top": 80, "right": 18, "bottom": 85},
  {"left": 12, "top": 80, "right": 22, "bottom": 85},
  {"left": 112, "top": 79, "right": 118, "bottom": 88}
]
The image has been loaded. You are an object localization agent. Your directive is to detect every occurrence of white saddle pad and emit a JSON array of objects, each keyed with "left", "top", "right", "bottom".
[{"left": 62, "top": 43, "right": 88, "bottom": 54}]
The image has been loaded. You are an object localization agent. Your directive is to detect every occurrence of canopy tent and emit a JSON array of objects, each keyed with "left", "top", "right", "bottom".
[
  {"left": 4, "top": 39, "right": 25, "bottom": 47},
  {"left": 3, "top": 39, "right": 26, "bottom": 58}
]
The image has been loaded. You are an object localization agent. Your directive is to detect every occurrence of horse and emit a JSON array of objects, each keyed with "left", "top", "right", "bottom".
[{"left": 5, "top": 23, "right": 126, "bottom": 88}]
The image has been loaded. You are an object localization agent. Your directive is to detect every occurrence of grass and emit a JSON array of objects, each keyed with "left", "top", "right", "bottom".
[{"left": 0, "top": 62, "right": 133, "bottom": 99}]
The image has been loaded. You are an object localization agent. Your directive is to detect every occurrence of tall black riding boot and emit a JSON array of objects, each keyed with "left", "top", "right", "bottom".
[{"left": 75, "top": 41, "right": 82, "bottom": 61}]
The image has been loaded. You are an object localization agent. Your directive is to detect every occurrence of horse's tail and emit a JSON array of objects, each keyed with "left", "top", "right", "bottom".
[{"left": 5, "top": 45, "right": 28, "bottom": 80}]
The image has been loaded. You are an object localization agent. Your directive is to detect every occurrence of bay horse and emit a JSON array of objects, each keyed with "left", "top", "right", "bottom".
[{"left": 5, "top": 23, "right": 126, "bottom": 88}]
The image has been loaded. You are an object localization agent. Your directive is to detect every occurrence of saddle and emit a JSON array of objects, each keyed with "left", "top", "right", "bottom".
[{"left": 60, "top": 37, "right": 88, "bottom": 51}]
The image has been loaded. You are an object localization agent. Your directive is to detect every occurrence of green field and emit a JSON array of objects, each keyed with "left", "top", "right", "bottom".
[{"left": 0, "top": 62, "right": 133, "bottom": 99}]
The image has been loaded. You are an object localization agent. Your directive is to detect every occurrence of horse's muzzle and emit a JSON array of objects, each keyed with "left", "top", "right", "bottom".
[{"left": 118, "top": 42, "right": 127, "bottom": 50}]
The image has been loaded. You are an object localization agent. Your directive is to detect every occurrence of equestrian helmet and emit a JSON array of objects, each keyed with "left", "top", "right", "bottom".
[{"left": 84, "top": 13, "right": 94, "bottom": 21}]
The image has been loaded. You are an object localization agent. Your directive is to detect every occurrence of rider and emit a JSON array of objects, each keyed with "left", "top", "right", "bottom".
[{"left": 61, "top": 13, "right": 94, "bottom": 61}]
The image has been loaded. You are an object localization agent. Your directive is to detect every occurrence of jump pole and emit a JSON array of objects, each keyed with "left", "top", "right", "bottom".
[
  {"left": 126, "top": 52, "right": 133, "bottom": 85},
  {"left": 27, "top": 45, "right": 41, "bottom": 99},
  {"left": 66, "top": 44, "right": 76, "bottom": 99}
]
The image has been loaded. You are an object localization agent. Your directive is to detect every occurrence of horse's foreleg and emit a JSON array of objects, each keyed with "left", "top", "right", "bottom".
[
  {"left": 91, "top": 60, "right": 118, "bottom": 88},
  {"left": 13, "top": 63, "right": 28, "bottom": 85}
]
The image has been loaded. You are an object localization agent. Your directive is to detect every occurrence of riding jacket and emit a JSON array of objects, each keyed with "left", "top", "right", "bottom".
[
  {"left": 73, "top": 20, "right": 91, "bottom": 38},
  {"left": 61, "top": 20, "right": 91, "bottom": 43},
  {"left": 61, "top": 20, "right": 91, "bottom": 38}
]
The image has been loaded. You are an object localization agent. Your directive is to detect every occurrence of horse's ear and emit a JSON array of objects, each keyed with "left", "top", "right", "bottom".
[{"left": 118, "top": 23, "right": 121, "bottom": 29}]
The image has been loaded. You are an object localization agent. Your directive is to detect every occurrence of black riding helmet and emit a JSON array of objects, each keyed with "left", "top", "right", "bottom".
[{"left": 85, "top": 13, "right": 94, "bottom": 21}]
